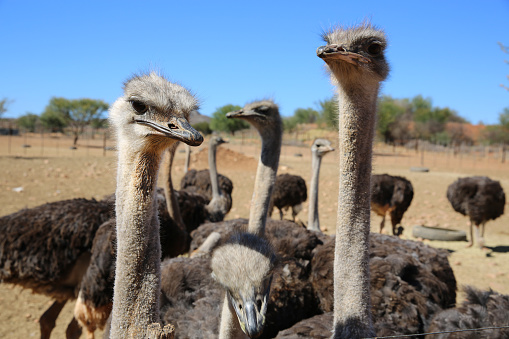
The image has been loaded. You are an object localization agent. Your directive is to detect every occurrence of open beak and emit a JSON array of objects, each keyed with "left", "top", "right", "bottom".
[
  {"left": 135, "top": 116, "right": 204, "bottom": 146},
  {"left": 317, "top": 44, "right": 370, "bottom": 65}
]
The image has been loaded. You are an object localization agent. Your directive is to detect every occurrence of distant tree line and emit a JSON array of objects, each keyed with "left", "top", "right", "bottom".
[
  {"left": 376, "top": 95, "right": 468, "bottom": 146},
  {"left": 13, "top": 97, "right": 109, "bottom": 145}
]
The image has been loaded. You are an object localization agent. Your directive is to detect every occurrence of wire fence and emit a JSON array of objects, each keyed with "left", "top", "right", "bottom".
[{"left": 365, "top": 324, "right": 509, "bottom": 338}]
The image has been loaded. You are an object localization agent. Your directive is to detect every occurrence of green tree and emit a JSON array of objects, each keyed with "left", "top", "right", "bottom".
[
  {"left": 294, "top": 107, "right": 319, "bottom": 124},
  {"left": 317, "top": 97, "right": 337, "bottom": 129},
  {"left": 282, "top": 116, "right": 299, "bottom": 133},
  {"left": 193, "top": 121, "right": 212, "bottom": 135},
  {"left": 40, "top": 109, "right": 68, "bottom": 132},
  {"left": 68, "top": 99, "right": 109, "bottom": 145},
  {"left": 210, "top": 104, "right": 248, "bottom": 135},
  {"left": 17, "top": 113, "right": 39, "bottom": 132},
  {"left": 376, "top": 96, "right": 410, "bottom": 143},
  {"left": 480, "top": 108, "right": 509, "bottom": 145},
  {"left": 41, "top": 97, "right": 109, "bottom": 144},
  {"left": 40, "top": 97, "right": 73, "bottom": 132}
]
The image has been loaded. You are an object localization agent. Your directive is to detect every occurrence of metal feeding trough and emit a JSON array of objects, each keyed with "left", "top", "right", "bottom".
[{"left": 412, "top": 225, "right": 467, "bottom": 242}]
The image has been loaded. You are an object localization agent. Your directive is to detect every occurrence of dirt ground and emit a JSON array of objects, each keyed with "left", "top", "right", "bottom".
[{"left": 0, "top": 133, "right": 508, "bottom": 338}]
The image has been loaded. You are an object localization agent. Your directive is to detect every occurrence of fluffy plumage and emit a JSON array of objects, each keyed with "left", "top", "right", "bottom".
[
  {"left": 190, "top": 218, "right": 323, "bottom": 261},
  {"left": 0, "top": 197, "right": 112, "bottom": 338},
  {"left": 427, "top": 286, "right": 509, "bottom": 338},
  {"left": 74, "top": 191, "right": 192, "bottom": 335},
  {"left": 447, "top": 176, "right": 505, "bottom": 248},
  {"left": 180, "top": 169, "right": 233, "bottom": 203},
  {"left": 371, "top": 174, "right": 414, "bottom": 236},
  {"left": 310, "top": 233, "right": 456, "bottom": 336},
  {"left": 269, "top": 174, "right": 307, "bottom": 221}
]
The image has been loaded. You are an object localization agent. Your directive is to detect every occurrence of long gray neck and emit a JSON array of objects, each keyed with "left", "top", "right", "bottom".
[
  {"left": 209, "top": 142, "right": 221, "bottom": 199},
  {"left": 307, "top": 151, "right": 322, "bottom": 232},
  {"left": 247, "top": 127, "right": 282, "bottom": 237},
  {"left": 111, "top": 145, "right": 164, "bottom": 338},
  {"left": 333, "top": 83, "right": 378, "bottom": 338},
  {"left": 218, "top": 295, "right": 249, "bottom": 339},
  {"left": 162, "top": 145, "right": 185, "bottom": 229},
  {"left": 184, "top": 144, "right": 191, "bottom": 173}
]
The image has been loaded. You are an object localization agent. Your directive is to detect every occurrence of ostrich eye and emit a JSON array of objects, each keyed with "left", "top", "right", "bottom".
[
  {"left": 131, "top": 100, "right": 148, "bottom": 115},
  {"left": 367, "top": 43, "right": 382, "bottom": 56}
]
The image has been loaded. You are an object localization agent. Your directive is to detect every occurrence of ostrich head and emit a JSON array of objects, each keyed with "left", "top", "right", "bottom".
[
  {"left": 226, "top": 100, "right": 282, "bottom": 138},
  {"left": 317, "top": 23, "right": 389, "bottom": 85},
  {"left": 312, "top": 138, "right": 335, "bottom": 158},
  {"left": 109, "top": 72, "right": 204, "bottom": 150},
  {"left": 211, "top": 233, "right": 277, "bottom": 338},
  {"left": 211, "top": 135, "right": 228, "bottom": 147}
]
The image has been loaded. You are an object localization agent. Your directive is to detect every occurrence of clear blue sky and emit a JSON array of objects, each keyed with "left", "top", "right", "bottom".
[{"left": 1, "top": 0, "right": 508, "bottom": 124}]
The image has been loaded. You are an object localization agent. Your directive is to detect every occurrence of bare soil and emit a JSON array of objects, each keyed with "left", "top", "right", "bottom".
[{"left": 0, "top": 133, "right": 508, "bottom": 338}]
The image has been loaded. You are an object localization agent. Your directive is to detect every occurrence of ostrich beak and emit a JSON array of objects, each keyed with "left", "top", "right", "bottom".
[
  {"left": 135, "top": 116, "right": 204, "bottom": 146},
  {"left": 226, "top": 109, "right": 264, "bottom": 119},
  {"left": 243, "top": 302, "right": 262, "bottom": 338},
  {"left": 317, "top": 44, "right": 370, "bottom": 65}
]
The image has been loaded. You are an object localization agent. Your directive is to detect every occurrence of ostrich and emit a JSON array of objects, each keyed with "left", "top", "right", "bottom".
[
  {"left": 180, "top": 135, "right": 233, "bottom": 221},
  {"left": 275, "top": 230, "right": 458, "bottom": 338},
  {"left": 269, "top": 174, "right": 307, "bottom": 221},
  {"left": 0, "top": 198, "right": 112, "bottom": 339},
  {"left": 446, "top": 176, "right": 505, "bottom": 248},
  {"left": 308, "top": 233, "right": 457, "bottom": 337},
  {"left": 108, "top": 72, "right": 203, "bottom": 337},
  {"left": 427, "top": 286, "right": 509, "bottom": 338},
  {"left": 307, "top": 138, "right": 335, "bottom": 232},
  {"left": 160, "top": 218, "right": 322, "bottom": 339},
  {"left": 371, "top": 174, "right": 414, "bottom": 236},
  {"left": 210, "top": 100, "right": 282, "bottom": 339},
  {"left": 317, "top": 23, "right": 390, "bottom": 337},
  {"left": 74, "top": 145, "right": 191, "bottom": 338}
]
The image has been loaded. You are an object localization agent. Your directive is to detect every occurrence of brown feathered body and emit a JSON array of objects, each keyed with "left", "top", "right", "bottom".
[
  {"left": 447, "top": 176, "right": 505, "bottom": 226},
  {"left": 427, "top": 286, "right": 509, "bottom": 338},
  {"left": 180, "top": 169, "right": 233, "bottom": 204},
  {"left": 0, "top": 198, "right": 112, "bottom": 299},
  {"left": 269, "top": 174, "right": 307, "bottom": 220},
  {"left": 310, "top": 233, "right": 457, "bottom": 336},
  {"left": 159, "top": 219, "right": 322, "bottom": 338},
  {"left": 371, "top": 174, "right": 414, "bottom": 235},
  {"left": 74, "top": 194, "right": 190, "bottom": 334}
]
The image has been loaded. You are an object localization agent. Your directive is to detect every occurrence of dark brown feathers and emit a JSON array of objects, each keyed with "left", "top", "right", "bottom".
[
  {"left": 180, "top": 169, "right": 233, "bottom": 202},
  {"left": 0, "top": 198, "right": 112, "bottom": 298},
  {"left": 269, "top": 174, "right": 307, "bottom": 220},
  {"left": 427, "top": 286, "right": 509, "bottom": 338},
  {"left": 310, "top": 233, "right": 456, "bottom": 336},
  {"left": 447, "top": 176, "right": 505, "bottom": 226}
]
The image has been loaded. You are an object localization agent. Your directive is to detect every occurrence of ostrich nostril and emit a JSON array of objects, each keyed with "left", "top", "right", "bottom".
[
  {"left": 168, "top": 123, "right": 178, "bottom": 129},
  {"left": 316, "top": 46, "right": 327, "bottom": 55}
]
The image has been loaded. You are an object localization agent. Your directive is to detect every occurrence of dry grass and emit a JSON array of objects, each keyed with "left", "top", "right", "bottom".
[{"left": 0, "top": 133, "right": 508, "bottom": 338}]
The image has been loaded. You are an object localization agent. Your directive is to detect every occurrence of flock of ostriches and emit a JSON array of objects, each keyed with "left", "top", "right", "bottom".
[{"left": 0, "top": 24, "right": 507, "bottom": 339}]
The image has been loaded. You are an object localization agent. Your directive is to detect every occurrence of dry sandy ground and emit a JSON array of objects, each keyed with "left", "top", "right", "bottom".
[{"left": 0, "top": 133, "right": 508, "bottom": 338}]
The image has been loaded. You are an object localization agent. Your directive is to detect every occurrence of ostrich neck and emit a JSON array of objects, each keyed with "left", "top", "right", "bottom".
[
  {"left": 184, "top": 144, "right": 190, "bottom": 173},
  {"left": 162, "top": 145, "right": 185, "bottom": 228},
  {"left": 209, "top": 143, "right": 221, "bottom": 199},
  {"left": 111, "top": 145, "right": 164, "bottom": 338},
  {"left": 307, "top": 152, "right": 322, "bottom": 232},
  {"left": 248, "top": 128, "right": 281, "bottom": 237},
  {"left": 333, "top": 83, "right": 378, "bottom": 338}
]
